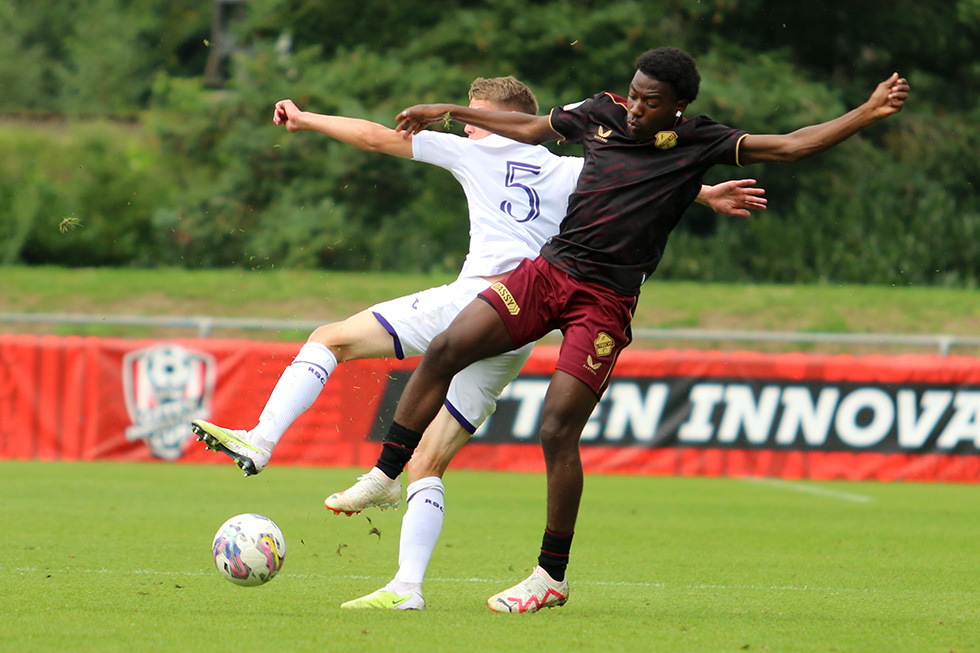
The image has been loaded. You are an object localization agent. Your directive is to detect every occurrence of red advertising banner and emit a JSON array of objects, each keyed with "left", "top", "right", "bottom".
[{"left": 1, "top": 334, "right": 979, "bottom": 481}]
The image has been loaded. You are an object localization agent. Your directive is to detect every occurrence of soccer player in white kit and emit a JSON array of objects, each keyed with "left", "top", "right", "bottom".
[{"left": 191, "top": 76, "right": 766, "bottom": 610}]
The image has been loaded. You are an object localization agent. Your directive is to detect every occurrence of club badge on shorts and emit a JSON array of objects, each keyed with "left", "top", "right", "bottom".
[{"left": 594, "top": 332, "right": 614, "bottom": 357}]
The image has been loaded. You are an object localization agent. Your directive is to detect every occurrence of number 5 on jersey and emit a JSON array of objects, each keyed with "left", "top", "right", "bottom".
[{"left": 500, "top": 161, "right": 542, "bottom": 223}]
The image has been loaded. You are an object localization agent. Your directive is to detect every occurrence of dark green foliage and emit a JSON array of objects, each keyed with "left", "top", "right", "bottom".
[
  {"left": 1, "top": 0, "right": 978, "bottom": 286},
  {"left": 0, "top": 0, "right": 211, "bottom": 114},
  {"left": 0, "top": 123, "right": 177, "bottom": 266}
]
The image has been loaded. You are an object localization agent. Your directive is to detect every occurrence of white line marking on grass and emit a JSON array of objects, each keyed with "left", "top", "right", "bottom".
[
  {"left": 741, "top": 477, "right": 875, "bottom": 503},
  {"left": 10, "top": 566, "right": 977, "bottom": 597},
  {"left": 11, "top": 566, "right": 214, "bottom": 576}
]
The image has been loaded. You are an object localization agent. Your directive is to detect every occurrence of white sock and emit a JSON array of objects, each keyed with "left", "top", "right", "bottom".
[
  {"left": 393, "top": 477, "right": 445, "bottom": 587},
  {"left": 251, "top": 342, "right": 338, "bottom": 449}
]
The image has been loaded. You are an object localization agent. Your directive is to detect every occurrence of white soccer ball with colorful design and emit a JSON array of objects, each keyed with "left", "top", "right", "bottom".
[{"left": 212, "top": 513, "right": 286, "bottom": 586}]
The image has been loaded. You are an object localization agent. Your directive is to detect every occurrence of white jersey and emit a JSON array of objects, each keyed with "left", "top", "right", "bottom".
[{"left": 412, "top": 131, "right": 583, "bottom": 280}]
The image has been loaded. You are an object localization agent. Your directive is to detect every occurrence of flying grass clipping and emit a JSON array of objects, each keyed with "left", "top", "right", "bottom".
[{"left": 59, "top": 214, "right": 83, "bottom": 233}]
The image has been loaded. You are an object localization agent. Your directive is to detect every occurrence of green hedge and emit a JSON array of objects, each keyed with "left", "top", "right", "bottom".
[
  {"left": 2, "top": 0, "right": 979, "bottom": 286},
  {"left": 0, "top": 122, "right": 179, "bottom": 266}
]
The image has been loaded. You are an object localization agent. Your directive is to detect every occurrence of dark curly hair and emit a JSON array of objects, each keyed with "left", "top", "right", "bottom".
[{"left": 634, "top": 47, "right": 700, "bottom": 103}]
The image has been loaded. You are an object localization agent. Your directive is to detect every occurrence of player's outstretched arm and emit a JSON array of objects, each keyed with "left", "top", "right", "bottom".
[
  {"left": 738, "top": 73, "right": 909, "bottom": 165},
  {"left": 273, "top": 99, "right": 413, "bottom": 158},
  {"left": 395, "top": 103, "right": 557, "bottom": 145},
  {"left": 697, "top": 179, "right": 768, "bottom": 217}
]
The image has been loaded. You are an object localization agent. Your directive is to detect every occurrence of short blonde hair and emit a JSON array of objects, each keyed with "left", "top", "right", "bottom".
[{"left": 468, "top": 76, "right": 539, "bottom": 115}]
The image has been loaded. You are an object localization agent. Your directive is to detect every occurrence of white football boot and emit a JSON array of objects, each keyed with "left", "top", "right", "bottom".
[
  {"left": 487, "top": 566, "right": 569, "bottom": 614},
  {"left": 324, "top": 468, "right": 401, "bottom": 515}
]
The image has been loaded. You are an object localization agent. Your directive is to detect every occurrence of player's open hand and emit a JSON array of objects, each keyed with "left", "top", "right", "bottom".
[
  {"left": 867, "top": 73, "right": 909, "bottom": 119},
  {"left": 396, "top": 104, "right": 451, "bottom": 135},
  {"left": 704, "top": 178, "right": 768, "bottom": 217}
]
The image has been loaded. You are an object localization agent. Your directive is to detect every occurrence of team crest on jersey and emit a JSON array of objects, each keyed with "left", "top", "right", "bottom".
[
  {"left": 122, "top": 343, "right": 216, "bottom": 460},
  {"left": 594, "top": 332, "right": 614, "bottom": 357},
  {"left": 490, "top": 282, "right": 521, "bottom": 315},
  {"left": 654, "top": 131, "right": 678, "bottom": 150}
]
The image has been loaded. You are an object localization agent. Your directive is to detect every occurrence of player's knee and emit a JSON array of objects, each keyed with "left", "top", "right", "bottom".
[
  {"left": 307, "top": 323, "right": 346, "bottom": 360},
  {"left": 426, "top": 330, "right": 453, "bottom": 357},
  {"left": 538, "top": 414, "right": 581, "bottom": 454},
  {"left": 421, "top": 331, "right": 467, "bottom": 376},
  {"left": 307, "top": 323, "right": 336, "bottom": 345}
]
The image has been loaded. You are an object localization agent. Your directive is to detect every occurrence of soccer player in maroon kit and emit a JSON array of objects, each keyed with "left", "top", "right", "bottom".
[{"left": 383, "top": 47, "right": 909, "bottom": 613}]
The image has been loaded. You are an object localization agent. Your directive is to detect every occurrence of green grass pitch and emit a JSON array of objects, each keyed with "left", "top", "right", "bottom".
[{"left": 4, "top": 460, "right": 980, "bottom": 652}]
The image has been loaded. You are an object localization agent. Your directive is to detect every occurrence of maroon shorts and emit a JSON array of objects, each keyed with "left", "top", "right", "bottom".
[{"left": 478, "top": 256, "right": 637, "bottom": 397}]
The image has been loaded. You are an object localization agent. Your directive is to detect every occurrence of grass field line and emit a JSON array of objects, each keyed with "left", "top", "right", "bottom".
[
  {"left": 13, "top": 566, "right": 975, "bottom": 598},
  {"left": 740, "top": 477, "right": 876, "bottom": 503}
]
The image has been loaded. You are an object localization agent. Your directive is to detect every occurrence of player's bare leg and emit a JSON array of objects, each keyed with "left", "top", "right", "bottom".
[
  {"left": 406, "top": 408, "right": 471, "bottom": 482},
  {"left": 325, "top": 341, "right": 489, "bottom": 515},
  {"left": 327, "top": 298, "right": 511, "bottom": 513},
  {"left": 307, "top": 309, "right": 397, "bottom": 362},
  {"left": 340, "top": 409, "right": 471, "bottom": 608},
  {"left": 196, "top": 310, "right": 396, "bottom": 474},
  {"left": 331, "top": 298, "right": 513, "bottom": 507},
  {"left": 538, "top": 371, "right": 596, "bottom": 533},
  {"left": 488, "top": 370, "right": 595, "bottom": 613},
  {"left": 395, "top": 299, "right": 514, "bottom": 434}
]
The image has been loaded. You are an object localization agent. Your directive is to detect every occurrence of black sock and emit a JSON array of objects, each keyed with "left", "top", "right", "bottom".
[
  {"left": 376, "top": 421, "right": 424, "bottom": 479},
  {"left": 538, "top": 528, "right": 574, "bottom": 582}
]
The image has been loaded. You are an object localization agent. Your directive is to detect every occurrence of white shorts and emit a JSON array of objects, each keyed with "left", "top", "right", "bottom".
[{"left": 370, "top": 276, "right": 534, "bottom": 433}]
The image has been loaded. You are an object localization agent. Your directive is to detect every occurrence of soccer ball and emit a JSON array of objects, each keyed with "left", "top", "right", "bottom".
[{"left": 212, "top": 513, "right": 286, "bottom": 587}]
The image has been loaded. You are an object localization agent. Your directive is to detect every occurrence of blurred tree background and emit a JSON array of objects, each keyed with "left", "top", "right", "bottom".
[{"left": 1, "top": 0, "right": 978, "bottom": 286}]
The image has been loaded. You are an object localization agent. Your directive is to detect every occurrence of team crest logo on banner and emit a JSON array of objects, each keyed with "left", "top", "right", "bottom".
[{"left": 123, "top": 344, "right": 217, "bottom": 460}]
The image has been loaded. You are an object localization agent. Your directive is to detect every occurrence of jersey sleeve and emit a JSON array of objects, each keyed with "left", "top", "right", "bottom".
[
  {"left": 692, "top": 116, "right": 747, "bottom": 167},
  {"left": 411, "top": 130, "right": 469, "bottom": 169},
  {"left": 548, "top": 96, "right": 599, "bottom": 146}
]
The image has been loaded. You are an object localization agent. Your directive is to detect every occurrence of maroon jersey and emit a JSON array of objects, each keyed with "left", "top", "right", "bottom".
[{"left": 543, "top": 92, "right": 747, "bottom": 296}]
